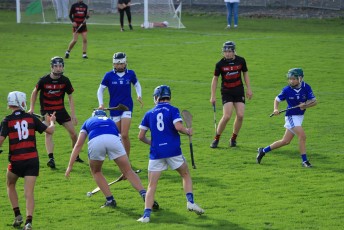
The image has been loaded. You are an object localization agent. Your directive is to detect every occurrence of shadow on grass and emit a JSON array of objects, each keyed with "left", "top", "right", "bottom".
[{"left": 115, "top": 205, "right": 245, "bottom": 229}]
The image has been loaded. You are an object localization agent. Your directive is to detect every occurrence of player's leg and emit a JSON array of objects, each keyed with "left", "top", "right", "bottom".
[
  {"left": 7, "top": 170, "right": 20, "bottom": 212},
  {"left": 81, "top": 31, "right": 88, "bottom": 58},
  {"left": 210, "top": 101, "right": 234, "bottom": 148},
  {"left": 23, "top": 176, "right": 37, "bottom": 227},
  {"left": 291, "top": 126, "right": 311, "bottom": 166},
  {"left": 125, "top": 7, "right": 132, "bottom": 29},
  {"left": 67, "top": 32, "right": 79, "bottom": 52},
  {"left": 89, "top": 160, "right": 112, "bottom": 196},
  {"left": 118, "top": 117, "right": 131, "bottom": 157},
  {"left": 119, "top": 9, "right": 125, "bottom": 31},
  {"left": 62, "top": 120, "right": 83, "bottom": 162},
  {"left": 231, "top": 102, "right": 245, "bottom": 147},
  {"left": 7, "top": 169, "right": 23, "bottom": 227},
  {"left": 174, "top": 158, "right": 204, "bottom": 215},
  {"left": 115, "top": 155, "right": 144, "bottom": 190},
  {"left": 62, "top": 120, "right": 78, "bottom": 148},
  {"left": 257, "top": 129, "right": 294, "bottom": 164}
]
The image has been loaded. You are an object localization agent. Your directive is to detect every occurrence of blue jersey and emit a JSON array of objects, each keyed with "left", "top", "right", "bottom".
[
  {"left": 100, "top": 69, "right": 138, "bottom": 116},
  {"left": 81, "top": 116, "right": 120, "bottom": 140},
  {"left": 277, "top": 81, "right": 316, "bottom": 116},
  {"left": 139, "top": 102, "right": 183, "bottom": 160}
]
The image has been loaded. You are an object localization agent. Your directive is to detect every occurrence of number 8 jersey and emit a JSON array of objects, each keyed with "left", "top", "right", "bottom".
[{"left": 139, "top": 102, "right": 183, "bottom": 160}]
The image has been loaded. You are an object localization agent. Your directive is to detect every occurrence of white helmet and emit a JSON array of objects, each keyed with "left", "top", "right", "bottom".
[
  {"left": 8, "top": 91, "right": 27, "bottom": 111},
  {"left": 113, "top": 52, "right": 127, "bottom": 64}
]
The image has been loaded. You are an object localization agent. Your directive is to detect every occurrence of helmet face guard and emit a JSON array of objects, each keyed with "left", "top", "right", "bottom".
[
  {"left": 8, "top": 91, "right": 27, "bottom": 111},
  {"left": 113, "top": 52, "right": 127, "bottom": 72},
  {"left": 222, "top": 41, "right": 236, "bottom": 52},
  {"left": 50, "top": 56, "right": 64, "bottom": 76},
  {"left": 153, "top": 85, "right": 171, "bottom": 104}
]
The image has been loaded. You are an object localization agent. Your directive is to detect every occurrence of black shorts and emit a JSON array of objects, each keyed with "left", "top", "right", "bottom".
[
  {"left": 8, "top": 158, "right": 39, "bottom": 177},
  {"left": 221, "top": 87, "right": 245, "bottom": 105},
  {"left": 73, "top": 24, "right": 87, "bottom": 33},
  {"left": 43, "top": 109, "right": 71, "bottom": 125}
]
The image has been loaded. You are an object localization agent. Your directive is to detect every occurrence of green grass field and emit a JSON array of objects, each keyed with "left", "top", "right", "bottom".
[{"left": 0, "top": 10, "right": 343, "bottom": 230}]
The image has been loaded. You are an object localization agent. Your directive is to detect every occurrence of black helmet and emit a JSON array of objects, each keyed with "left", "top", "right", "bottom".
[
  {"left": 51, "top": 56, "right": 64, "bottom": 67},
  {"left": 222, "top": 41, "right": 236, "bottom": 52}
]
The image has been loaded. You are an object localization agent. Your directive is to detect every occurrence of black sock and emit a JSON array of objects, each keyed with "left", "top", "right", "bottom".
[
  {"left": 13, "top": 207, "right": 21, "bottom": 217},
  {"left": 48, "top": 153, "right": 54, "bottom": 159},
  {"left": 25, "top": 216, "right": 32, "bottom": 225}
]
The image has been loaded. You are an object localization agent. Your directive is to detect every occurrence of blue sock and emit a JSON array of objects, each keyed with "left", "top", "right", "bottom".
[
  {"left": 301, "top": 154, "right": 308, "bottom": 162},
  {"left": 186, "top": 193, "right": 194, "bottom": 204},
  {"left": 263, "top": 146, "right": 271, "bottom": 153},
  {"left": 139, "top": 190, "right": 146, "bottom": 201},
  {"left": 143, "top": 208, "right": 152, "bottom": 218},
  {"left": 106, "top": 195, "right": 114, "bottom": 202}
]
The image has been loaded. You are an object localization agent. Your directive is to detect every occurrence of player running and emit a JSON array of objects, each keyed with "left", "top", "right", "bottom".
[
  {"left": 257, "top": 68, "right": 317, "bottom": 167},
  {"left": 137, "top": 85, "right": 204, "bottom": 223}
]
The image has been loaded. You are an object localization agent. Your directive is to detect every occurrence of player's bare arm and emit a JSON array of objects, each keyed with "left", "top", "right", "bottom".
[
  {"left": 243, "top": 72, "right": 253, "bottom": 99},
  {"left": 210, "top": 76, "right": 218, "bottom": 104},
  {"left": 28, "top": 87, "right": 38, "bottom": 113},
  {"left": 138, "top": 129, "right": 151, "bottom": 145}
]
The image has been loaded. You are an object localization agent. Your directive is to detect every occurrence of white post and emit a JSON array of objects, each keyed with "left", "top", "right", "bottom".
[
  {"left": 143, "top": 0, "right": 149, "bottom": 28},
  {"left": 16, "top": 0, "right": 20, "bottom": 23}
]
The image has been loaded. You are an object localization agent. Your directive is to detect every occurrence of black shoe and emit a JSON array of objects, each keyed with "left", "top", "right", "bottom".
[
  {"left": 210, "top": 139, "right": 219, "bottom": 148},
  {"left": 65, "top": 52, "right": 69, "bottom": 58},
  {"left": 12, "top": 215, "right": 23, "bottom": 227},
  {"left": 47, "top": 158, "right": 56, "bottom": 168},
  {"left": 129, "top": 24, "right": 133, "bottom": 30},
  {"left": 75, "top": 156, "right": 84, "bottom": 163},
  {"left": 230, "top": 138, "right": 237, "bottom": 147},
  {"left": 153, "top": 200, "right": 159, "bottom": 210},
  {"left": 302, "top": 160, "right": 312, "bottom": 168},
  {"left": 100, "top": 200, "right": 117, "bottom": 208},
  {"left": 256, "top": 148, "right": 265, "bottom": 164}
]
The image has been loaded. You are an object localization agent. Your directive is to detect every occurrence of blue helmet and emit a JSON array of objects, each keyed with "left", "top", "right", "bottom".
[
  {"left": 287, "top": 68, "right": 304, "bottom": 79},
  {"left": 153, "top": 85, "right": 171, "bottom": 103},
  {"left": 92, "top": 110, "right": 107, "bottom": 117}
]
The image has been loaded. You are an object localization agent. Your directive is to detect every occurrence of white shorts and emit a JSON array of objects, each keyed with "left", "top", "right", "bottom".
[
  {"left": 110, "top": 111, "right": 132, "bottom": 123},
  {"left": 148, "top": 155, "right": 186, "bottom": 172},
  {"left": 284, "top": 115, "right": 304, "bottom": 130},
  {"left": 88, "top": 134, "right": 126, "bottom": 161}
]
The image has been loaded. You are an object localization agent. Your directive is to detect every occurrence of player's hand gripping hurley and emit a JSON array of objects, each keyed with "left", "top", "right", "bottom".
[
  {"left": 181, "top": 110, "right": 196, "bottom": 169},
  {"left": 269, "top": 101, "right": 316, "bottom": 117}
]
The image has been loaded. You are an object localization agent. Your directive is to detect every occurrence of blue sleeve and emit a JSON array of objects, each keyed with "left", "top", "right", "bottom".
[
  {"left": 305, "top": 83, "right": 316, "bottom": 100},
  {"left": 101, "top": 72, "right": 110, "bottom": 87}
]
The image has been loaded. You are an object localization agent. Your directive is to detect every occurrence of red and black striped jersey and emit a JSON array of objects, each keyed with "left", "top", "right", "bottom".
[
  {"left": 69, "top": 1, "right": 88, "bottom": 25},
  {"left": 35, "top": 74, "right": 74, "bottom": 112},
  {"left": 0, "top": 110, "right": 47, "bottom": 161},
  {"left": 214, "top": 55, "right": 248, "bottom": 92}
]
